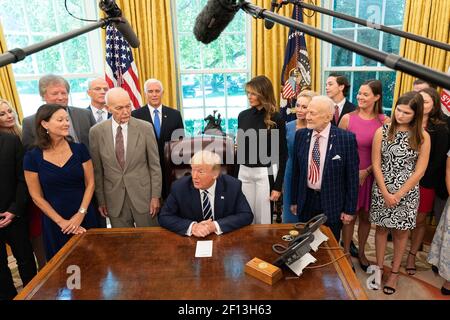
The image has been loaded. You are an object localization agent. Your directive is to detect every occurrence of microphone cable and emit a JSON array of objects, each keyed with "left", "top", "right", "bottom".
[{"left": 64, "top": 0, "right": 99, "bottom": 23}]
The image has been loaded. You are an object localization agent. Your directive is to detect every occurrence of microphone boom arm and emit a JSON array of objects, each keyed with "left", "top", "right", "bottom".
[
  {"left": 0, "top": 19, "right": 112, "bottom": 68},
  {"left": 239, "top": 1, "right": 450, "bottom": 90}
]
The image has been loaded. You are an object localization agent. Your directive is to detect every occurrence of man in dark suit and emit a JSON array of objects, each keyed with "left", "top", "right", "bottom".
[
  {"left": 291, "top": 96, "right": 359, "bottom": 242},
  {"left": 159, "top": 150, "right": 253, "bottom": 237},
  {"left": 132, "top": 78, "right": 185, "bottom": 198},
  {"left": 0, "top": 132, "right": 37, "bottom": 300},
  {"left": 326, "top": 73, "right": 356, "bottom": 126},
  {"left": 86, "top": 77, "right": 112, "bottom": 123},
  {"left": 22, "top": 74, "right": 96, "bottom": 149}
]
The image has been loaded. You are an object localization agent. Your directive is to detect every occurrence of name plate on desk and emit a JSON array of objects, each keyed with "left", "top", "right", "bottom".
[{"left": 245, "top": 257, "right": 283, "bottom": 285}]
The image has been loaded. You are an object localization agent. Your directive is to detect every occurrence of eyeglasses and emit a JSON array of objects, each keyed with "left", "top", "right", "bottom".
[{"left": 91, "top": 87, "right": 109, "bottom": 92}]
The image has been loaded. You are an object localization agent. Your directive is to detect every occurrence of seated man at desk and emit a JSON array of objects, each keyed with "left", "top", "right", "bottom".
[{"left": 159, "top": 150, "right": 253, "bottom": 237}]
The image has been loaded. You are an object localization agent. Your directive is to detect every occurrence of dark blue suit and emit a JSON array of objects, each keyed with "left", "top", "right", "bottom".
[
  {"left": 159, "top": 175, "right": 253, "bottom": 236},
  {"left": 291, "top": 125, "right": 359, "bottom": 238}
]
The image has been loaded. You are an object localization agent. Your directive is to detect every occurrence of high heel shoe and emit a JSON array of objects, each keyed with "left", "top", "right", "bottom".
[
  {"left": 405, "top": 251, "right": 416, "bottom": 275},
  {"left": 431, "top": 265, "right": 439, "bottom": 274},
  {"left": 383, "top": 271, "right": 399, "bottom": 295},
  {"left": 358, "top": 257, "right": 370, "bottom": 272},
  {"left": 441, "top": 286, "right": 450, "bottom": 295}
]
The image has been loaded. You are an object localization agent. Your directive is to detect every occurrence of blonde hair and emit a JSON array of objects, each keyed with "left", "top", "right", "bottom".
[
  {"left": 297, "top": 90, "right": 319, "bottom": 101},
  {"left": 0, "top": 99, "right": 22, "bottom": 139},
  {"left": 190, "top": 150, "right": 222, "bottom": 171}
]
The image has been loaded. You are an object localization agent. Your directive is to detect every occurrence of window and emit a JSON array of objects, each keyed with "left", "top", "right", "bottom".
[
  {"left": 172, "top": 0, "right": 251, "bottom": 137},
  {"left": 322, "top": 0, "right": 405, "bottom": 114},
  {"left": 0, "top": 0, "right": 103, "bottom": 117}
]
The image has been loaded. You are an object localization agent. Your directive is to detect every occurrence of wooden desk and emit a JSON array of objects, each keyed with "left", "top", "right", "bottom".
[{"left": 16, "top": 224, "right": 367, "bottom": 300}]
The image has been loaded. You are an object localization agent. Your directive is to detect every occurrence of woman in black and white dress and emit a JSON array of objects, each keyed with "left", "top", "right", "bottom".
[{"left": 370, "top": 91, "right": 430, "bottom": 295}]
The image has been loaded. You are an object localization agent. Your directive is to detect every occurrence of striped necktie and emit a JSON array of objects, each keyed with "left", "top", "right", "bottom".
[
  {"left": 308, "top": 134, "right": 321, "bottom": 184},
  {"left": 202, "top": 190, "right": 213, "bottom": 220}
]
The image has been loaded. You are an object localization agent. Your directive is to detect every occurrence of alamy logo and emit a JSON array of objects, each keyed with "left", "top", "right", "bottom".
[{"left": 66, "top": 265, "right": 81, "bottom": 290}]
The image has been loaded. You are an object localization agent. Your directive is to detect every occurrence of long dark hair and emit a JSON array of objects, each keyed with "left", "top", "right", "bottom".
[
  {"left": 245, "top": 75, "right": 277, "bottom": 129},
  {"left": 419, "top": 87, "right": 447, "bottom": 128},
  {"left": 35, "top": 104, "right": 69, "bottom": 149},
  {"left": 360, "top": 79, "right": 383, "bottom": 116},
  {"left": 388, "top": 91, "right": 424, "bottom": 151}
]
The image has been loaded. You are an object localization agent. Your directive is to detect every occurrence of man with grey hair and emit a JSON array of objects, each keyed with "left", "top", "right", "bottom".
[
  {"left": 22, "top": 74, "right": 96, "bottom": 149},
  {"left": 132, "top": 78, "right": 185, "bottom": 198},
  {"left": 290, "top": 95, "right": 359, "bottom": 242},
  {"left": 159, "top": 150, "right": 253, "bottom": 237},
  {"left": 86, "top": 77, "right": 111, "bottom": 123},
  {"left": 89, "top": 87, "right": 162, "bottom": 228}
]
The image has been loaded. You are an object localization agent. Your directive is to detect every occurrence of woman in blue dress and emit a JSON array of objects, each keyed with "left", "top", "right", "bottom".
[
  {"left": 282, "top": 90, "right": 318, "bottom": 223},
  {"left": 24, "top": 104, "right": 98, "bottom": 260}
]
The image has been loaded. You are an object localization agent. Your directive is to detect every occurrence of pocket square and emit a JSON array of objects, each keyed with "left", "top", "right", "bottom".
[{"left": 332, "top": 155, "right": 341, "bottom": 160}]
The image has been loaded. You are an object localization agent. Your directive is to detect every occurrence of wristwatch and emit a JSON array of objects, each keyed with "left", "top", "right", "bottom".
[{"left": 79, "top": 207, "right": 87, "bottom": 214}]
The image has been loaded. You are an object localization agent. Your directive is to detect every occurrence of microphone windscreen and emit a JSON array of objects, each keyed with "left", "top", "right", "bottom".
[
  {"left": 193, "top": 0, "right": 239, "bottom": 44},
  {"left": 113, "top": 17, "right": 140, "bottom": 48},
  {"left": 264, "top": 20, "right": 275, "bottom": 30}
]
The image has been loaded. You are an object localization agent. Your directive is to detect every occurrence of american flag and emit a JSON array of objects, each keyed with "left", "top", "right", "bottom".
[
  {"left": 308, "top": 135, "right": 321, "bottom": 185},
  {"left": 105, "top": 24, "right": 142, "bottom": 109},
  {"left": 440, "top": 67, "right": 450, "bottom": 116},
  {"left": 280, "top": 5, "right": 311, "bottom": 99}
]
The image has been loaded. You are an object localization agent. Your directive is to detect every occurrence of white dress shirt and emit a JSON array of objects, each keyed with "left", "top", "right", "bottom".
[
  {"left": 111, "top": 118, "right": 128, "bottom": 161},
  {"left": 186, "top": 180, "right": 223, "bottom": 236},
  {"left": 335, "top": 98, "right": 347, "bottom": 117},
  {"left": 307, "top": 122, "right": 331, "bottom": 190}
]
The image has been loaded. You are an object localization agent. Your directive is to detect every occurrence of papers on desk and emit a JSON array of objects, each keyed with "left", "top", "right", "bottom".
[
  {"left": 287, "top": 253, "right": 317, "bottom": 276},
  {"left": 195, "top": 240, "right": 213, "bottom": 257},
  {"left": 310, "top": 229, "right": 328, "bottom": 252}
]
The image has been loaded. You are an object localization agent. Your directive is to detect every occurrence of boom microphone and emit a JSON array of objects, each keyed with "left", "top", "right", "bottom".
[
  {"left": 193, "top": 0, "right": 240, "bottom": 44},
  {"left": 99, "top": 0, "right": 140, "bottom": 48},
  {"left": 264, "top": 0, "right": 282, "bottom": 30}
]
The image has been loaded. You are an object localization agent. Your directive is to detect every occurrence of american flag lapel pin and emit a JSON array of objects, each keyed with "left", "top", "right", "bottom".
[{"left": 221, "top": 196, "right": 225, "bottom": 200}]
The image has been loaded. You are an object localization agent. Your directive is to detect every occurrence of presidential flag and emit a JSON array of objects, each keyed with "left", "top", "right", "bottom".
[
  {"left": 105, "top": 24, "right": 142, "bottom": 109},
  {"left": 280, "top": 5, "right": 311, "bottom": 100}
]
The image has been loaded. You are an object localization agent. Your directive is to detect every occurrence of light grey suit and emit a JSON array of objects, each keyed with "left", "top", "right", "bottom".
[
  {"left": 89, "top": 117, "right": 162, "bottom": 225},
  {"left": 22, "top": 106, "right": 96, "bottom": 150}
]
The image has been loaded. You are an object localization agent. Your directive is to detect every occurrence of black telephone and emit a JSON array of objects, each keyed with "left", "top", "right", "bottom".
[
  {"left": 290, "top": 214, "right": 327, "bottom": 247},
  {"left": 272, "top": 231, "right": 314, "bottom": 267}
]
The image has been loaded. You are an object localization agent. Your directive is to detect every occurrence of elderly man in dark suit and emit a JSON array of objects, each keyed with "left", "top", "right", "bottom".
[
  {"left": 159, "top": 150, "right": 253, "bottom": 237},
  {"left": 291, "top": 96, "right": 359, "bottom": 242},
  {"left": 132, "top": 78, "right": 185, "bottom": 198},
  {"left": 22, "top": 74, "right": 96, "bottom": 149},
  {"left": 0, "top": 132, "right": 37, "bottom": 300}
]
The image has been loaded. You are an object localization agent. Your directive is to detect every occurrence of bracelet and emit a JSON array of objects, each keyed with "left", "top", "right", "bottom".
[{"left": 78, "top": 207, "right": 87, "bottom": 214}]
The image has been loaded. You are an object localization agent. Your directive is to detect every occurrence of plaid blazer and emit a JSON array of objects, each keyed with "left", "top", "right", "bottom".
[{"left": 291, "top": 125, "right": 359, "bottom": 224}]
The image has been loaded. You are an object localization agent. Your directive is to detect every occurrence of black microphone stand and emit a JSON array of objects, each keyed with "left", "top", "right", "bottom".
[
  {"left": 238, "top": 1, "right": 450, "bottom": 90},
  {"left": 290, "top": 0, "right": 450, "bottom": 52},
  {"left": 0, "top": 18, "right": 120, "bottom": 68}
]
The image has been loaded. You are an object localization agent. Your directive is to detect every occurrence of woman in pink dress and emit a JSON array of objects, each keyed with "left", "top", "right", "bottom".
[{"left": 339, "top": 80, "right": 390, "bottom": 270}]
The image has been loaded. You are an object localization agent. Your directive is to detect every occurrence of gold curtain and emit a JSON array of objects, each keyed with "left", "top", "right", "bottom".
[
  {"left": 0, "top": 22, "right": 23, "bottom": 123},
  {"left": 113, "top": 0, "right": 177, "bottom": 108},
  {"left": 393, "top": 0, "right": 450, "bottom": 101},
  {"left": 251, "top": 0, "right": 322, "bottom": 106}
]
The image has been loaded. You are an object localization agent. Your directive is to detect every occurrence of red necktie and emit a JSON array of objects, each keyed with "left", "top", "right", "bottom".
[
  {"left": 334, "top": 105, "right": 340, "bottom": 124},
  {"left": 115, "top": 125, "right": 125, "bottom": 169}
]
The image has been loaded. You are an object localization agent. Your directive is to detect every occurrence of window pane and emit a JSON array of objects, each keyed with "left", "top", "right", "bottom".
[
  {"left": 63, "top": 36, "right": 91, "bottom": 73},
  {"left": 181, "top": 74, "right": 202, "bottom": 107},
  {"left": 385, "top": 0, "right": 405, "bottom": 25},
  {"left": 358, "top": 0, "right": 383, "bottom": 23},
  {"left": 25, "top": 0, "right": 56, "bottom": 32},
  {"left": 333, "top": 0, "right": 356, "bottom": 29},
  {"left": 379, "top": 71, "right": 397, "bottom": 115},
  {"left": 179, "top": 34, "right": 202, "bottom": 70},
  {"left": 226, "top": 107, "right": 245, "bottom": 137},
  {"left": 331, "top": 30, "right": 354, "bottom": 67},
  {"left": 382, "top": 31, "right": 401, "bottom": 54},
  {"left": 202, "top": 41, "right": 224, "bottom": 69},
  {"left": 0, "top": 1, "right": 26, "bottom": 32},
  {"left": 68, "top": 77, "right": 91, "bottom": 108},
  {"left": 32, "top": 36, "right": 63, "bottom": 73},
  {"left": 225, "top": 34, "right": 246, "bottom": 69},
  {"left": 176, "top": 0, "right": 199, "bottom": 33},
  {"left": 204, "top": 74, "right": 225, "bottom": 107},
  {"left": 356, "top": 29, "right": 379, "bottom": 66},
  {"left": 183, "top": 108, "right": 205, "bottom": 137},
  {"left": 226, "top": 73, "right": 246, "bottom": 101},
  {"left": 15, "top": 80, "right": 40, "bottom": 117}
]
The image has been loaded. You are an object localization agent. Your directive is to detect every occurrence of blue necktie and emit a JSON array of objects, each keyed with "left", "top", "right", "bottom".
[
  {"left": 153, "top": 109, "right": 161, "bottom": 139},
  {"left": 202, "top": 190, "right": 213, "bottom": 220}
]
